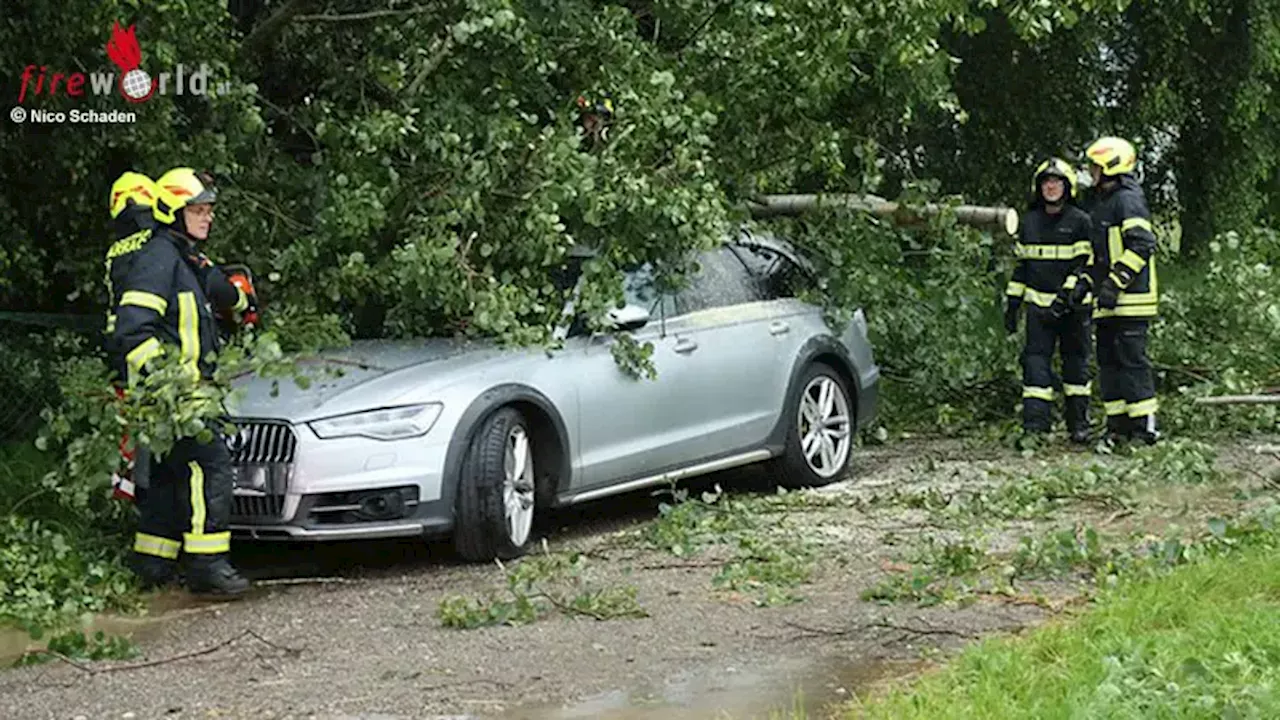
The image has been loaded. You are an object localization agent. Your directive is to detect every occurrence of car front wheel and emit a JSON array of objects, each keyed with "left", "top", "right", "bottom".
[
  {"left": 454, "top": 406, "right": 537, "bottom": 562},
  {"left": 770, "top": 361, "right": 855, "bottom": 489}
]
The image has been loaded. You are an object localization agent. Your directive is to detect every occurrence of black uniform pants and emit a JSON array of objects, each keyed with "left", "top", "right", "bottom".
[
  {"left": 1096, "top": 318, "right": 1157, "bottom": 435},
  {"left": 1021, "top": 307, "right": 1092, "bottom": 432},
  {"left": 132, "top": 433, "right": 234, "bottom": 561}
]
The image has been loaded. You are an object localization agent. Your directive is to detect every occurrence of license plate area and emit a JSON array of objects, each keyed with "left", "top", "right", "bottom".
[{"left": 232, "top": 463, "right": 291, "bottom": 495}]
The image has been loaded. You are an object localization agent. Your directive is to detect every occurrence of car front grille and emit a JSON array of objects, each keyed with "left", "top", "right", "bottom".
[
  {"left": 234, "top": 492, "right": 286, "bottom": 520},
  {"left": 230, "top": 420, "right": 298, "bottom": 465},
  {"left": 227, "top": 420, "right": 297, "bottom": 524}
]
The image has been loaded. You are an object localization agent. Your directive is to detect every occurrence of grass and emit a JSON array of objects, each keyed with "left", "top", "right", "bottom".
[{"left": 842, "top": 542, "right": 1280, "bottom": 718}]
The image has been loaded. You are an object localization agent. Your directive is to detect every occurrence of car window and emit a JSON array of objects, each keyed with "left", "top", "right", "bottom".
[
  {"left": 622, "top": 263, "right": 664, "bottom": 313},
  {"left": 671, "top": 246, "right": 765, "bottom": 316},
  {"left": 727, "top": 243, "right": 812, "bottom": 300}
]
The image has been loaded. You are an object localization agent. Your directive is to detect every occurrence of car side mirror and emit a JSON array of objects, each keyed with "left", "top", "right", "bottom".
[{"left": 607, "top": 303, "right": 650, "bottom": 331}]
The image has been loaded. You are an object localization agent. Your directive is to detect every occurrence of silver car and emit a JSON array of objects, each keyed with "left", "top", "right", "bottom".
[{"left": 224, "top": 230, "right": 880, "bottom": 561}]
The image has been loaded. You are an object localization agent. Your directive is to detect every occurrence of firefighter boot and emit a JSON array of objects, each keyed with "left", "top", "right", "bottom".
[
  {"left": 184, "top": 554, "right": 250, "bottom": 597},
  {"left": 126, "top": 552, "right": 179, "bottom": 590},
  {"left": 1065, "top": 397, "right": 1092, "bottom": 445},
  {"left": 1101, "top": 414, "right": 1132, "bottom": 448},
  {"left": 1131, "top": 414, "right": 1161, "bottom": 446}
]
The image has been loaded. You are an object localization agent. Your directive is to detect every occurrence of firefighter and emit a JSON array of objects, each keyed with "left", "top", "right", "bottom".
[
  {"left": 109, "top": 167, "right": 250, "bottom": 596},
  {"left": 1004, "top": 157, "right": 1095, "bottom": 444},
  {"left": 105, "top": 172, "right": 161, "bottom": 507},
  {"left": 575, "top": 91, "right": 614, "bottom": 150},
  {"left": 106, "top": 171, "right": 161, "bottom": 377},
  {"left": 1080, "top": 136, "right": 1160, "bottom": 446}
]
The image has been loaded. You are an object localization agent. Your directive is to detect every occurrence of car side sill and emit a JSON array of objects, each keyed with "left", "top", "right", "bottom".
[
  {"left": 230, "top": 521, "right": 427, "bottom": 541},
  {"left": 559, "top": 448, "right": 774, "bottom": 505}
]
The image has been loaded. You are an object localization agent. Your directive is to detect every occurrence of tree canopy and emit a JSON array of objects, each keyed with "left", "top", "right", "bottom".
[{"left": 4, "top": 0, "right": 1278, "bottom": 348}]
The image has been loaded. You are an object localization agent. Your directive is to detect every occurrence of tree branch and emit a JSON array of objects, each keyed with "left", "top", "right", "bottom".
[
  {"left": 1194, "top": 394, "right": 1280, "bottom": 405},
  {"left": 407, "top": 33, "right": 458, "bottom": 95},
  {"left": 295, "top": 7, "right": 437, "bottom": 22},
  {"left": 675, "top": 1, "right": 732, "bottom": 53},
  {"left": 241, "top": 0, "right": 317, "bottom": 57},
  {"left": 782, "top": 618, "right": 979, "bottom": 641},
  {"left": 21, "top": 630, "right": 304, "bottom": 676}
]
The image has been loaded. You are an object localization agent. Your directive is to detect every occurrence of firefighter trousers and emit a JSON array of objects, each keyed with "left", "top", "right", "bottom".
[
  {"left": 1096, "top": 318, "right": 1158, "bottom": 437},
  {"left": 132, "top": 433, "right": 234, "bottom": 562},
  {"left": 1021, "top": 307, "right": 1092, "bottom": 433}
]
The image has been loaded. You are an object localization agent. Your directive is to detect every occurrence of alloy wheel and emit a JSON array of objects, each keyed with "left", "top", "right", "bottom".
[
  {"left": 797, "top": 375, "right": 852, "bottom": 479},
  {"left": 503, "top": 425, "right": 536, "bottom": 546}
]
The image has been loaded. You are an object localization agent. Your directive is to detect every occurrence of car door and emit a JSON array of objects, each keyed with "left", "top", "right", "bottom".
[
  {"left": 569, "top": 263, "right": 712, "bottom": 491},
  {"left": 652, "top": 244, "right": 800, "bottom": 460}
]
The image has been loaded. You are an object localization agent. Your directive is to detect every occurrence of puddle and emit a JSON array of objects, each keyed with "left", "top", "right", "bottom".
[
  {"left": 0, "top": 588, "right": 214, "bottom": 666},
  {"left": 498, "top": 654, "right": 932, "bottom": 720}
]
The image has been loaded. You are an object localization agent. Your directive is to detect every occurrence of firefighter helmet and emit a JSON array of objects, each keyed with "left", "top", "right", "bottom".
[
  {"left": 1032, "top": 157, "right": 1078, "bottom": 202},
  {"left": 109, "top": 171, "right": 158, "bottom": 219},
  {"left": 153, "top": 167, "right": 217, "bottom": 225},
  {"left": 1084, "top": 136, "right": 1138, "bottom": 177},
  {"left": 575, "top": 91, "right": 614, "bottom": 119}
]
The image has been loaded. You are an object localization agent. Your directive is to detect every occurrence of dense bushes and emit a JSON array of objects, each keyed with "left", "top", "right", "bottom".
[{"left": 0, "top": 434, "right": 140, "bottom": 633}]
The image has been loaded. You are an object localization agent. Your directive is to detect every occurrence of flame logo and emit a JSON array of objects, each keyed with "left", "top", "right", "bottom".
[
  {"left": 105, "top": 21, "right": 155, "bottom": 103},
  {"left": 106, "top": 21, "right": 141, "bottom": 72}
]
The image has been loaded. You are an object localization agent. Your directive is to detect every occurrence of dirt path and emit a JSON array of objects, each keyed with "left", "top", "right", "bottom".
[{"left": 2, "top": 437, "right": 1276, "bottom": 720}]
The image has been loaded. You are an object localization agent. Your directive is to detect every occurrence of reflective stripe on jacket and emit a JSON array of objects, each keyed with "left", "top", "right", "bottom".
[
  {"left": 107, "top": 227, "right": 224, "bottom": 386},
  {"left": 1087, "top": 175, "right": 1159, "bottom": 319},
  {"left": 1005, "top": 204, "right": 1094, "bottom": 308}
]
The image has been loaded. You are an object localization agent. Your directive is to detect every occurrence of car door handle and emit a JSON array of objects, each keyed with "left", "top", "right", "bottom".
[
  {"left": 769, "top": 321, "right": 790, "bottom": 336},
  {"left": 673, "top": 337, "right": 698, "bottom": 354}
]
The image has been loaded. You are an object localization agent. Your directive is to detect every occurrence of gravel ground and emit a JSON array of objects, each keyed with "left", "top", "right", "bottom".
[{"left": 1, "top": 437, "right": 1275, "bottom": 720}]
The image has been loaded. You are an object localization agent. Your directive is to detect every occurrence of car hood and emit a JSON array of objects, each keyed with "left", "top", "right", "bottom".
[{"left": 225, "top": 337, "right": 507, "bottom": 422}]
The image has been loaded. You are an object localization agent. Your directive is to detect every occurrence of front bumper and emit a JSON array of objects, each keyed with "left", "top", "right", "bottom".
[{"left": 227, "top": 419, "right": 454, "bottom": 542}]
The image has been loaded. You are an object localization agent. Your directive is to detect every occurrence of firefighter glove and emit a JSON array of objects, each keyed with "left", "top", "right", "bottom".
[
  {"left": 1004, "top": 298, "right": 1021, "bottom": 334},
  {"left": 1049, "top": 291, "right": 1070, "bottom": 320},
  {"left": 222, "top": 263, "right": 260, "bottom": 327},
  {"left": 1097, "top": 274, "right": 1120, "bottom": 309},
  {"left": 1110, "top": 262, "right": 1137, "bottom": 288},
  {"left": 1067, "top": 274, "right": 1091, "bottom": 308}
]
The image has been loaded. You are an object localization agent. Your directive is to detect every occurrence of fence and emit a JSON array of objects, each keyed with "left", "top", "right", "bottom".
[{"left": 0, "top": 313, "right": 104, "bottom": 444}]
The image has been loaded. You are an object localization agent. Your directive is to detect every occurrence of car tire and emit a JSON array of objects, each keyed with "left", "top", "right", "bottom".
[
  {"left": 454, "top": 406, "right": 538, "bottom": 562},
  {"left": 769, "top": 361, "right": 855, "bottom": 489}
]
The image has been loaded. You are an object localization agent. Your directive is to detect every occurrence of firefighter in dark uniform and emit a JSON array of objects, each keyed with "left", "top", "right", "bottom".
[
  {"left": 105, "top": 172, "right": 161, "bottom": 506},
  {"left": 1080, "top": 136, "right": 1160, "bottom": 446},
  {"left": 1004, "top": 157, "right": 1095, "bottom": 444},
  {"left": 106, "top": 172, "right": 160, "bottom": 358},
  {"left": 108, "top": 167, "right": 252, "bottom": 596}
]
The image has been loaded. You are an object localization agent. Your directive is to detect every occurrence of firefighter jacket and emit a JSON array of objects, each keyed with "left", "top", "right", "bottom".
[
  {"left": 1005, "top": 203, "right": 1094, "bottom": 311},
  {"left": 1085, "top": 174, "right": 1159, "bottom": 319},
  {"left": 106, "top": 227, "right": 248, "bottom": 386}
]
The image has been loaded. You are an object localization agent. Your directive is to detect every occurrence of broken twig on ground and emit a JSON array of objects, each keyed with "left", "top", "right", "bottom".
[
  {"left": 1193, "top": 394, "right": 1280, "bottom": 405},
  {"left": 20, "top": 630, "right": 304, "bottom": 676},
  {"left": 782, "top": 618, "right": 979, "bottom": 641}
]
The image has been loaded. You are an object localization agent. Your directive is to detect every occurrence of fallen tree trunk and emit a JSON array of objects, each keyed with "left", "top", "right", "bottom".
[
  {"left": 746, "top": 194, "right": 1020, "bottom": 237},
  {"left": 1193, "top": 395, "right": 1280, "bottom": 405}
]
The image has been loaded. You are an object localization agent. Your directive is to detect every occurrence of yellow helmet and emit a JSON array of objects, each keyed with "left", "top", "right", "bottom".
[
  {"left": 1032, "top": 157, "right": 1078, "bottom": 201},
  {"left": 1085, "top": 136, "right": 1137, "bottom": 176},
  {"left": 153, "top": 167, "right": 217, "bottom": 224},
  {"left": 109, "top": 171, "right": 158, "bottom": 219}
]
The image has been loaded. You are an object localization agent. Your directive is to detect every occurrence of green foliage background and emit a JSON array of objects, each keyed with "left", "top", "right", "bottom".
[{"left": 0, "top": 0, "right": 1278, "bottom": 633}]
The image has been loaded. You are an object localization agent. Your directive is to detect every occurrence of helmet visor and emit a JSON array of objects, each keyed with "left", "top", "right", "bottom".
[{"left": 189, "top": 186, "right": 217, "bottom": 205}]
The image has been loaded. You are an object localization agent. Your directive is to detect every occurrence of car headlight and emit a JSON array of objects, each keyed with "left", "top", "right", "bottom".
[{"left": 309, "top": 403, "right": 443, "bottom": 441}]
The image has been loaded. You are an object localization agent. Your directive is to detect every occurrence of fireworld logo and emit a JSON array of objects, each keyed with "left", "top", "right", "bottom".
[{"left": 16, "top": 21, "right": 229, "bottom": 105}]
